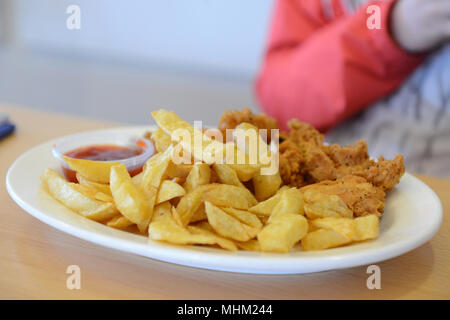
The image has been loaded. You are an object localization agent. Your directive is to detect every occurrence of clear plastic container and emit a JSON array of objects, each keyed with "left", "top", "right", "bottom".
[{"left": 52, "top": 130, "right": 154, "bottom": 182}]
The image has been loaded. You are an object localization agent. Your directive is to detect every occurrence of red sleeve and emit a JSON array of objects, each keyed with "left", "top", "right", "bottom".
[{"left": 256, "top": 0, "right": 424, "bottom": 131}]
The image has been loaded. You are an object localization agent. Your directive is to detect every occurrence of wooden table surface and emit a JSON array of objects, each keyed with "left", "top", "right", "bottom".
[{"left": 1, "top": 105, "right": 449, "bottom": 300}]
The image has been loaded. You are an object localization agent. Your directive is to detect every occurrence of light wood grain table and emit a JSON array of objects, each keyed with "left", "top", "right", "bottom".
[{"left": 1, "top": 105, "right": 449, "bottom": 300}]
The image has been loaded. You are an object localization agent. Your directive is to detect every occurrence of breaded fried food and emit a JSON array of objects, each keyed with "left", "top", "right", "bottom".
[
  {"left": 300, "top": 175, "right": 386, "bottom": 217},
  {"left": 218, "top": 108, "right": 279, "bottom": 141},
  {"left": 279, "top": 119, "right": 405, "bottom": 191}
]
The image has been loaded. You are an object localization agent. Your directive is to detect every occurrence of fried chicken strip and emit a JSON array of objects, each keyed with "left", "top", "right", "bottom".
[
  {"left": 279, "top": 120, "right": 405, "bottom": 191},
  {"left": 218, "top": 110, "right": 405, "bottom": 193},
  {"left": 218, "top": 108, "right": 279, "bottom": 142},
  {"left": 300, "top": 175, "right": 386, "bottom": 217}
]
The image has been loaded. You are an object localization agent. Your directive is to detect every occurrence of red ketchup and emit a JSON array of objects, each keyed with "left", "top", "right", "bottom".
[{"left": 63, "top": 144, "right": 144, "bottom": 183}]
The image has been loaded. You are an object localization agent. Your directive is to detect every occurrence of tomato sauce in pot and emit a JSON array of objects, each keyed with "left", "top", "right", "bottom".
[{"left": 63, "top": 144, "right": 144, "bottom": 182}]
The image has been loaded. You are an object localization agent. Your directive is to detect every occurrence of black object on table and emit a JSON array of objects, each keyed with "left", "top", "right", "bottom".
[{"left": 0, "top": 114, "right": 15, "bottom": 141}]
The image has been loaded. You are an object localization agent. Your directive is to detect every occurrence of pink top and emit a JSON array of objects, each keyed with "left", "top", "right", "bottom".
[{"left": 256, "top": 0, "right": 424, "bottom": 131}]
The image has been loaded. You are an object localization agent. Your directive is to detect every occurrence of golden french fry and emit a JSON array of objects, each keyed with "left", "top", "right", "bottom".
[
  {"left": 235, "top": 122, "right": 282, "bottom": 201},
  {"left": 131, "top": 171, "right": 143, "bottom": 187},
  {"left": 41, "top": 169, "right": 118, "bottom": 221},
  {"left": 191, "top": 220, "right": 216, "bottom": 233},
  {"left": 227, "top": 163, "right": 259, "bottom": 182},
  {"left": 354, "top": 215, "right": 379, "bottom": 241},
  {"left": 205, "top": 201, "right": 250, "bottom": 242},
  {"left": 203, "top": 184, "right": 257, "bottom": 209},
  {"left": 107, "top": 215, "right": 134, "bottom": 229},
  {"left": 301, "top": 229, "right": 352, "bottom": 251},
  {"left": 151, "top": 202, "right": 173, "bottom": 223},
  {"left": 187, "top": 224, "right": 237, "bottom": 251},
  {"left": 193, "top": 220, "right": 256, "bottom": 245},
  {"left": 268, "top": 188, "right": 304, "bottom": 222},
  {"left": 309, "top": 217, "right": 355, "bottom": 240},
  {"left": 152, "top": 110, "right": 259, "bottom": 176},
  {"left": 110, "top": 164, "right": 151, "bottom": 233},
  {"left": 183, "top": 163, "right": 211, "bottom": 193},
  {"left": 152, "top": 109, "right": 222, "bottom": 163},
  {"left": 257, "top": 214, "right": 308, "bottom": 253},
  {"left": 156, "top": 180, "right": 186, "bottom": 204},
  {"left": 149, "top": 216, "right": 236, "bottom": 251},
  {"left": 236, "top": 239, "right": 260, "bottom": 252},
  {"left": 63, "top": 156, "right": 120, "bottom": 183},
  {"left": 171, "top": 206, "right": 184, "bottom": 227},
  {"left": 166, "top": 162, "right": 193, "bottom": 179},
  {"left": 241, "top": 224, "right": 260, "bottom": 240},
  {"left": 303, "top": 190, "right": 353, "bottom": 219},
  {"left": 221, "top": 207, "right": 263, "bottom": 230},
  {"left": 212, "top": 163, "right": 244, "bottom": 188},
  {"left": 252, "top": 170, "right": 282, "bottom": 201},
  {"left": 176, "top": 184, "right": 215, "bottom": 225},
  {"left": 149, "top": 217, "right": 209, "bottom": 244},
  {"left": 190, "top": 204, "right": 207, "bottom": 223},
  {"left": 76, "top": 173, "right": 112, "bottom": 196},
  {"left": 140, "top": 145, "right": 173, "bottom": 222},
  {"left": 248, "top": 186, "right": 289, "bottom": 216},
  {"left": 151, "top": 127, "right": 173, "bottom": 153},
  {"left": 71, "top": 183, "right": 114, "bottom": 203}
]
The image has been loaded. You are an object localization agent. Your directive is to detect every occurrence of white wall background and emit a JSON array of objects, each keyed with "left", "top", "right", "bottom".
[
  {"left": 0, "top": 0, "right": 274, "bottom": 124},
  {"left": 12, "top": 0, "right": 273, "bottom": 77}
]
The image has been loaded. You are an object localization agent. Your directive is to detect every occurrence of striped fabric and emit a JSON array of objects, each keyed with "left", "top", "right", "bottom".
[{"left": 327, "top": 25, "right": 450, "bottom": 180}]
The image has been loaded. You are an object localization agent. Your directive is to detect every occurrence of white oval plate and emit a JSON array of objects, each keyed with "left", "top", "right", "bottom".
[{"left": 6, "top": 126, "right": 443, "bottom": 274}]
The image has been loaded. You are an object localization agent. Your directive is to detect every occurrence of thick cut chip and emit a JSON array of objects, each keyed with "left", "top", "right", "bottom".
[
  {"left": 71, "top": 183, "right": 115, "bottom": 203},
  {"left": 41, "top": 169, "right": 118, "bottom": 221},
  {"left": 110, "top": 164, "right": 151, "bottom": 233},
  {"left": 149, "top": 216, "right": 236, "bottom": 251},
  {"left": 190, "top": 204, "right": 207, "bottom": 223},
  {"left": 152, "top": 109, "right": 225, "bottom": 163},
  {"left": 76, "top": 173, "right": 112, "bottom": 196},
  {"left": 303, "top": 190, "right": 353, "bottom": 219},
  {"left": 183, "top": 163, "right": 211, "bottom": 193},
  {"left": 309, "top": 217, "right": 355, "bottom": 240},
  {"left": 156, "top": 180, "right": 186, "bottom": 204},
  {"left": 166, "top": 162, "right": 193, "bottom": 179},
  {"left": 140, "top": 145, "right": 173, "bottom": 221},
  {"left": 152, "top": 110, "right": 259, "bottom": 178},
  {"left": 306, "top": 215, "right": 379, "bottom": 246},
  {"left": 203, "top": 184, "right": 257, "bottom": 209},
  {"left": 214, "top": 207, "right": 261, "bottom": 239},
  {"left": 149, "top": 217, "right": 211, "bottom": 244},
  {"left": 205, "top": 201, "right": 250, "bottom": 242},
  {"left": 354, "top": 215, "right": 379, "bottom": 241},
  {"left": 151, "top": 202, "right": 173, "bottom": 223},
  {"left": 248, "top": 186, "right": 289, "bottom": 216},
  {"left": 221, "top": 207, "right": 263, "bottom": 230},
  {"left": 63, "top": 156, "right": 120, "bottom": 183},
  {"left": 236, "top": 239, "right": 261, "bottom": 252},
  {"left": 131, "top": 172, "right": 143, "bottom": 187},
  {"left": 234, "top": 122, "right": 282, "bottom": 201},
  {"left": 107, "top": 215, "right": 134, "bottom": 229},
  {"left": 171, "top": 206, "right": 184, "bottom": 227},
  {"left": 151, "top": 127, "right": 173, "bottom": 153},
  {"left": 241, "top": 224, "right": 260, "bottom": 240},
  {"left": 187, "top": 224, "right": 237, "bottom": 251},
  {"left": 302, "top": 229, "right": 352, "bottom": 251},
  {"left": 258, "top": 214, "right": 308, "bottom": 253},
  {"left": 252, "top": 170, "right": 282, "bottom": 201},
  {"left": 212, "top": 164, "right": 244, "bottom": 188},
  {"left": 268, "top": 188, "right": 304, "bottom": 222},
  {"left": 176, "top": 184, "right": 215, "bottom": 225},
  {"left": 227, "top": 163, "right": 259, "bottom": 182}
]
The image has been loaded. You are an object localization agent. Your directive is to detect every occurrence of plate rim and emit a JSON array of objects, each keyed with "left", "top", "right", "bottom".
[{"left": 5, "top": 126, "right": 444, "bottom": 274}]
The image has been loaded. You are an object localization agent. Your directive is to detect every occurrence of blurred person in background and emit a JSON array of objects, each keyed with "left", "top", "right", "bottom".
[{"left": 256, "top": 0, "right": 450, "bottom": 177}]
